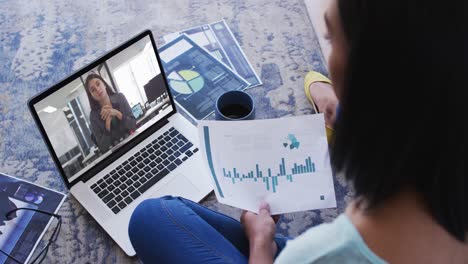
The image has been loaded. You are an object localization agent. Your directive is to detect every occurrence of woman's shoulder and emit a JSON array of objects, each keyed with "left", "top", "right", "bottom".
[
  {"left": 275, "top": 214, "right": 386, "bottom": 264},
  {"left": 275, "top": 215, "right": 350, "bottom": 262},
  {"left": 111, "top": 93, "right": 128, "bottom": 103},
  {"left": 113, "top": 92, "right": 126, "bottom": 98},
  {"left": 110, "top": 92, "right": 123, "bottom": 99}
]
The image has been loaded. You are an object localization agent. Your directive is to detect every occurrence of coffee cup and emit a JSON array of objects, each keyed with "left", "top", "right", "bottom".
[{"left": 215, "top": 90, "right": 255, "bottom": 120}]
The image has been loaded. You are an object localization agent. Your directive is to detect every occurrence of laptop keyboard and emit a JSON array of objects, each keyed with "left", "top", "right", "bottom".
[{"left": 90, "top": 127, "right": 199, "bottom": 214}]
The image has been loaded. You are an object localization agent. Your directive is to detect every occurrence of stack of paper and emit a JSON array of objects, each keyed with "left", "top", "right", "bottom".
[
  {"left": 0, "top": 173, "right": 65, "bottom": 263},
  {"left": 159, "top": 21, "right": 262, "bottom": 121}
]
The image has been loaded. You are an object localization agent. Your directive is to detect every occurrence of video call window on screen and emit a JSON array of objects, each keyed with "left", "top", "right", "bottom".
[{"left": 34, "top": 36, "right": 172, "bottom": 181}]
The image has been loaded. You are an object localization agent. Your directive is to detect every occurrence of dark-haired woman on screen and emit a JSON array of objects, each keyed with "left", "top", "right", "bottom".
[{"left": 85, "top": 73, "right": 136, "bottom": 152}]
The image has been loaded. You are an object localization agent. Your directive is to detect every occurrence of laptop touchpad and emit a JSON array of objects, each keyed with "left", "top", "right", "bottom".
[{"left": 150, "top": 174, "right": 201, "bottom": 199}]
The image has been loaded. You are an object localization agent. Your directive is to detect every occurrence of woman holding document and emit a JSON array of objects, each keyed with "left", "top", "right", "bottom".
[{"left": 128, "top": 0, "right": 468, "bottom": 263}]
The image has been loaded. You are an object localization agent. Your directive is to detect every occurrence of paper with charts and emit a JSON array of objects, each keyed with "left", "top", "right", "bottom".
[
  {"left": 162, "top": 20, "right": 262, "bottom": 88},
  {"left": 198, "top": 114, "right": 337, "bottom": 215},
  {"left": 158, "top": 34, "right": 250, "bottom": 121}
]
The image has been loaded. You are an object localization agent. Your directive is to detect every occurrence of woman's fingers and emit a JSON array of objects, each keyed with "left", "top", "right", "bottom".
[
  {"left": 258, "top": 202, "right": 281, "bottom": 223},
  {"left": 240, "top": 210, "right": 248, "bottom": 224},
  {"left": 259, "top": 202, "right": 271, "bottom": 215},
  {"left": 108, "top": 109, "right": 118, "bottom": 118},
  {"left": 240, "top": 203, "right": 277, "bottom": 246},
  {"left": 105, "top": 117, "right": 111, "bottom": 131},
  {"left": 101, "top": 108, "right": 111, "bottom": 120}
]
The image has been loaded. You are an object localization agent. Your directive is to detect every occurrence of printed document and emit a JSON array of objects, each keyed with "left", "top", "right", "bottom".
[{"left": 198, "top": 114, "right": 337, "bottom": 214}]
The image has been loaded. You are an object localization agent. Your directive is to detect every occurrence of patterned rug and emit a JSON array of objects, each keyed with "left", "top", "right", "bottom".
[{"left": 0, "top": 0, "right": 351, "bottom": 262}]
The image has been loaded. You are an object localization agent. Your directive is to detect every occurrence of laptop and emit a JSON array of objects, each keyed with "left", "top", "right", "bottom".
[
  {"left": 27, "top": 30, "right": 213, "bottom": 256},
  {"left": 131, "top": 103, "right": 144, "bottom": 120}
]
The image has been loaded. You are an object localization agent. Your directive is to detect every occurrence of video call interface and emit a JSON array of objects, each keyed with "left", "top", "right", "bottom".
[{"left": 34, "top": 36, "right": 173, "bottom": 182}]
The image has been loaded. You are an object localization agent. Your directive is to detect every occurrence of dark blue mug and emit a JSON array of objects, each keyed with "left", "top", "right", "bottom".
[{"left": 215, "top": 90, "right": 255, "bottom": 120}]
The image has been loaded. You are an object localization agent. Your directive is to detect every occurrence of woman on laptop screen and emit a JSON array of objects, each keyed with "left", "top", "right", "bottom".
[{"left": 85, "top": 73, "right": 136, "bottom": 152}]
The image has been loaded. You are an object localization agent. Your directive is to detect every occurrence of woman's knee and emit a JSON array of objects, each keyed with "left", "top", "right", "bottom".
[{"left": 128, "top": 196, "right": 180, "bottom": 239}]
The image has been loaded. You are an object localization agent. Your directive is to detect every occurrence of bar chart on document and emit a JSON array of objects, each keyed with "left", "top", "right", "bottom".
[{"left": 198, "top": 114, "right": 337, "bottom": 214}]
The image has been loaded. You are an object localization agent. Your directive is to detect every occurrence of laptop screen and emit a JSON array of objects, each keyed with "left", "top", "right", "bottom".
[
  {"left": 132, "top": 103, "right": 144, "bottom": 119},
  {"left": 32, "top": 35, "right": 173, "bottom": 183}
]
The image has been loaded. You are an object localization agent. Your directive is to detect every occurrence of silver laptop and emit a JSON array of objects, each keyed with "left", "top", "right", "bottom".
[{"left": 28, "top": 30, "right": 213, "bottom": 256}]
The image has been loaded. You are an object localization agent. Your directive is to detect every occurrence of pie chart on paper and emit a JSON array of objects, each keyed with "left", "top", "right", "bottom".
[{"left": 168, "top": 69, "right": 205, "bottom": 95}]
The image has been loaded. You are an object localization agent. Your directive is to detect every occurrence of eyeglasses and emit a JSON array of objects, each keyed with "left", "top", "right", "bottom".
[{"left": 0, "top": 208, "right": 62, "bottom": 264}]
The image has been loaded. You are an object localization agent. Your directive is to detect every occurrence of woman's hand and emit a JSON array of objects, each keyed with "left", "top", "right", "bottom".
[
  {"left": 101, "top": 105, "right": 123, "bottom": 132},
  {"left": 105, "top": 116, "right": 112, "bottom": 132},
  {"left": 100, "top": 105, "right": 122, "bottom": 121},
  {"left": 241, "top": 202, "right": 277, "bottom": 264}
]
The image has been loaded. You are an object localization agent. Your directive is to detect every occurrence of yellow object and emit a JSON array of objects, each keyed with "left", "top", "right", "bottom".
[{"left": 304, "top": 71, "right": 335, "bottom": 142}]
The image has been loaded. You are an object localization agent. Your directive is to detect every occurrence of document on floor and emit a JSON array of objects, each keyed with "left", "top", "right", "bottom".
[
  {"left": 159, "top": 34, "right": 250, "bottom": 121},
  {"left": 198, "top": 114, "right": 337, "bottom": 215},
  {"left": 0, "top": 172, "right": 66, "bottom": 264},
  {"left": 162, "top": 20, "right": 262, "bottom": 88}
]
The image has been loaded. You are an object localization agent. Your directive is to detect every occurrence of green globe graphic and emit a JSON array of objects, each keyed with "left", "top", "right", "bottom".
[{"left": 168, "top": 69, "right": 205, "bottom": 95}]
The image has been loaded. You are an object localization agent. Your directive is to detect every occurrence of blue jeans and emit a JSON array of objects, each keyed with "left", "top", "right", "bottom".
[{"left": 128, "top": 196, "right": 288, "bottom": 264}]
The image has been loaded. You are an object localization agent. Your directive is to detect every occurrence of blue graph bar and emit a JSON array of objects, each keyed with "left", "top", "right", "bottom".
[
  {"left": 281, "top": 158, "right": 286, "bottom": 175},
  {"left": 222, "top": 155, "right": 319, "bottom": 193},
  {"left": 263, "top": 177, "right": 270, "bottom": 191},
  {"left": 203, "top": 126, "right": 224, "bottom": 198}
]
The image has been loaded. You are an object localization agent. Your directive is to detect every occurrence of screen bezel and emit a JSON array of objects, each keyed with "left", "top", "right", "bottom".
[{"left": 28, "top": 30, "right": 177, "bottom": 189}]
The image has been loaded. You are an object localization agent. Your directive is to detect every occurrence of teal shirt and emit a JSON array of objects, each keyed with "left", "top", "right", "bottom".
[{"left": 275, "top": 214, "right": 387, "bottom": 264}]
